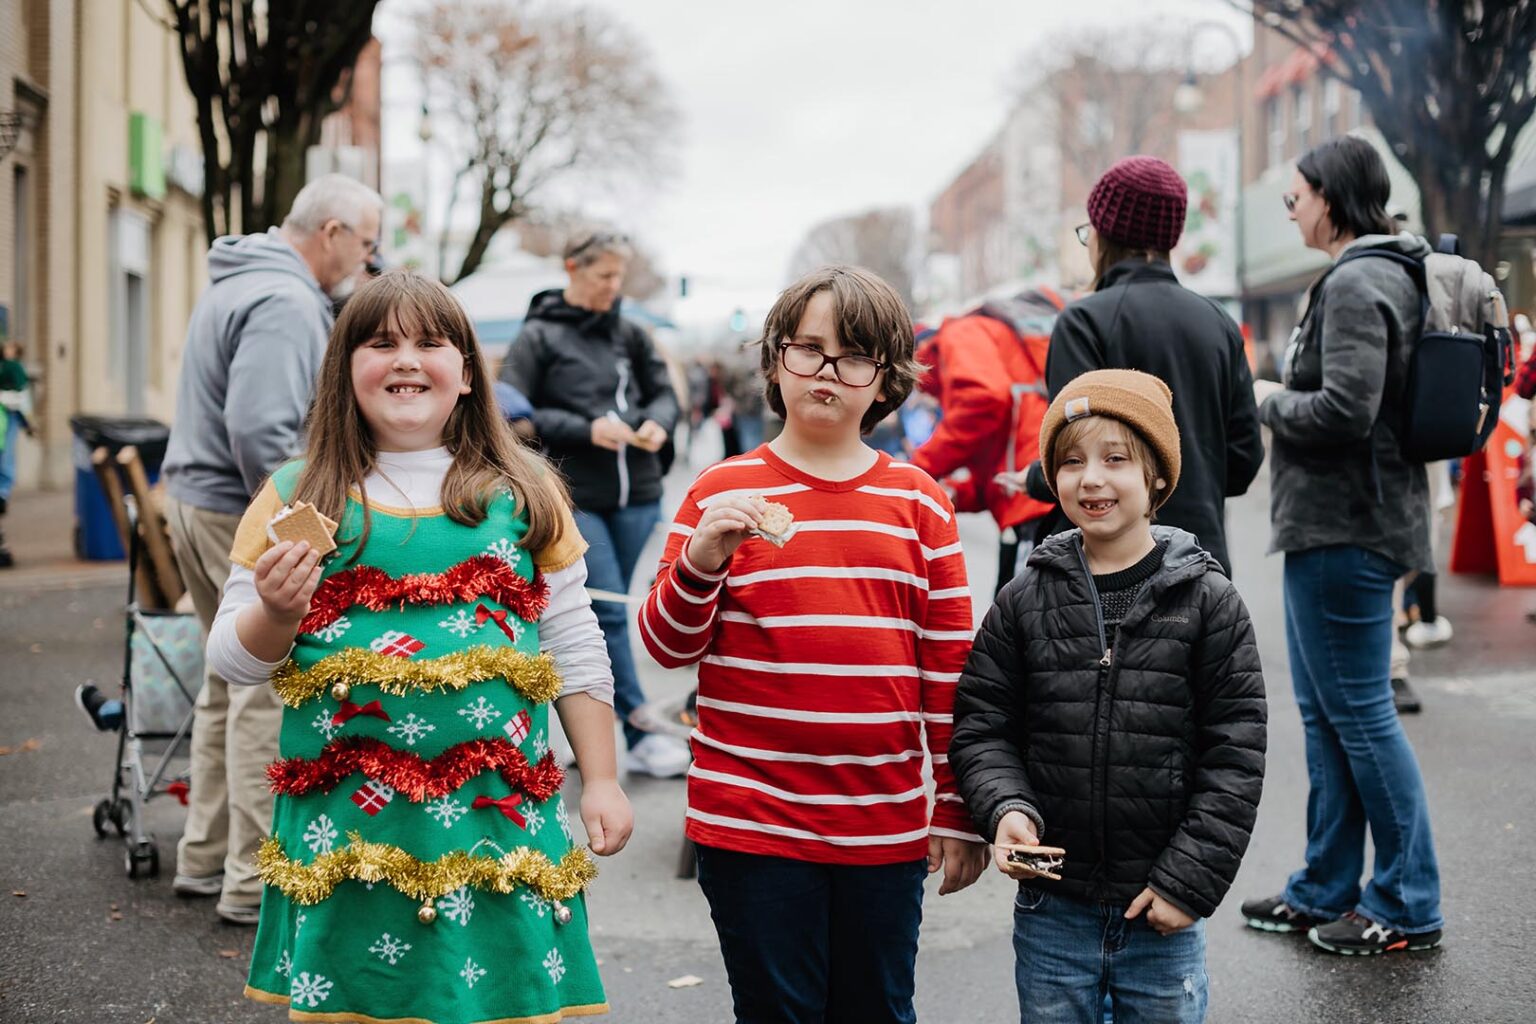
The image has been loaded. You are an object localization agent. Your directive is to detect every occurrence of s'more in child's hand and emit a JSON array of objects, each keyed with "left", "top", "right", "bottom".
[
  {"left": 751, "top": 499, "right": 795, "bottom": 548},
  {"left": 266, "top": 500, "right": 339, "bottom": 557}
]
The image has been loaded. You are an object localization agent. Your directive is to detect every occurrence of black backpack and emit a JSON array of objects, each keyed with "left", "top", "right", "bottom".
[{"left": 1333, "top": 235, "right": 1515, "bottom": 462}]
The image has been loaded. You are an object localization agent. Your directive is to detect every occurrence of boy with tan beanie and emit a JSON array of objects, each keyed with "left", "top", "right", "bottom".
[{"left": 950, "top": 369, "right": 1267, "bottom": 1022}]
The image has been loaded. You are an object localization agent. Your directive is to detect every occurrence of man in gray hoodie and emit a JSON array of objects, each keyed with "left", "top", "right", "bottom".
[{"left": 159, "top": 173, "right": 383, "bottom": 925}]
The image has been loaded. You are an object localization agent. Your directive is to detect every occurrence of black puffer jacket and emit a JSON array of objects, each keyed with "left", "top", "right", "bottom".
[
  {"left": 950, "top": 527, "right": 1266, "bottom": 917},
  {"left": 501, "top": 290, "right": 679, "bottom": 512}
]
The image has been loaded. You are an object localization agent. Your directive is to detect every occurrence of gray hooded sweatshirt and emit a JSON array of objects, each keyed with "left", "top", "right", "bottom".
[{"left": 162, "top": 229, "right": 333, "bottom": 515}]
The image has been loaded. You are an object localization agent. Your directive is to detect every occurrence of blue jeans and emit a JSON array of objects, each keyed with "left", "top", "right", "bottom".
[
  {"left": 1281, "top": 545, "right": 1443, "bottom": 933},
  {"left": 0, "top": 410, "right": 19, "bottom": 501},
  {"left": 574, "top": 503, "right": 659, "bottom": 750},
  {"left": 696, "top": 845, "right": 925, "bottom": 1024},
  {"left": 1012, "top": 887, "right": 1208, "bottom": 1024}
]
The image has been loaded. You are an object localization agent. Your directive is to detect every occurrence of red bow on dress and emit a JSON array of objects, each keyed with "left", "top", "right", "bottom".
[
  {"left": 475, "top": 603, "right": 520, "bottom": 643},
  {"left": 471, "top": 793, "right": 527, "bottom": 828},
  {"left": 332, "top": 699, "right": 391, "bottom": 726}
]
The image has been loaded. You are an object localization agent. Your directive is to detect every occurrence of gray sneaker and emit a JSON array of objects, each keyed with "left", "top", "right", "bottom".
[
  {"left": 215, "top": 900, "right": 261, "bottom": 926},
  {"left": 172, "top": 872, "right": 224, "bottom": 898}
]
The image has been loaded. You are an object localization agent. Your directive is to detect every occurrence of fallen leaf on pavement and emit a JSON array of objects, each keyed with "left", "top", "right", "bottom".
[
  {"left": 218, "top": 949, "right": 240, "bottom": 959},
  {"left": 0, "top": 738, "right": 42, "bottom": 756},
  {"left": 667, "top": 975, "right": 704, "bottom": 989},
  {"left": 29, "top": 643, "right": 43, "bottom": 653},
  {"left": 12, "top": 891, "right": 25, "bottom": 897}
]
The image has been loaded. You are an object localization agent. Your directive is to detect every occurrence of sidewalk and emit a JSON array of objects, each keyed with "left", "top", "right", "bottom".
[{"left": 0, "top": 488, "right": 128, "bottom": 593}]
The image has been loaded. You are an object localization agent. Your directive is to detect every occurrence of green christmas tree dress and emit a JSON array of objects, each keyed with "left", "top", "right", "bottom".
[{"left": 238, "top": 463, "right": 607, "bottom": 1023}]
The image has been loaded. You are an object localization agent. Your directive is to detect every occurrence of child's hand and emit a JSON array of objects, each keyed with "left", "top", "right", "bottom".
[
  {"left": 578, "top": 778, "right": 633, "bottom": 857},
  {"left": 684, "top": 495, "right": 766, "bottom": 573},
  {"left": 993, "top": 811, "right": 1065, "bottom": 881},
  {"left": 254, "top": 540, "right": 322, "bottom": 626},
  {"left": 927, "top": 835, "right": 989, "bottom": 895},
  {"left": 1124, "top": 886, "right": 1196, "bottom": 935}
]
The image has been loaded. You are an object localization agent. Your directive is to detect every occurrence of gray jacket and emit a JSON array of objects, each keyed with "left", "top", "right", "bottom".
[
  {"left": 162, "top": 229, "right": 333, "bottom": 515},
  {"left": 1260, "top": 232, "right": 1432, "bottom": 573}
]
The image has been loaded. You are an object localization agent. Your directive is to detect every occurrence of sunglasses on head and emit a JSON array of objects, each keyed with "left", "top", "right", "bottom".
[{"left": 567, "top": 231, "right": 630, "bottom": 260}]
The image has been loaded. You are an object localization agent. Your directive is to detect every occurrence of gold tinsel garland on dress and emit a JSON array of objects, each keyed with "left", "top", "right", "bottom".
[
  {"left": 270, "top": 646, "right": 563, "bottom": 708},
  {"left": 256, "top": 832, "right": 597, "bottom": 904}
]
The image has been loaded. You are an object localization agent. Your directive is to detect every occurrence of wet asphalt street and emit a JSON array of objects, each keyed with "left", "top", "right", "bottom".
[{"left": 2, "top": 468, "right": 1534, "bottom": 1023}]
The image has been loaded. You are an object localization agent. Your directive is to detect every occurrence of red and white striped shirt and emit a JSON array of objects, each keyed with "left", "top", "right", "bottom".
[{"left": 640, "top": 445, "right": 981, "bottom": 865}]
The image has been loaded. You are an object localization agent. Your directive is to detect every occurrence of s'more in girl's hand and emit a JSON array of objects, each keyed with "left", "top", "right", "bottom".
[
  {"left": 266, "top": 500, "right": 339, "bottom": 556},
  {"left": 751, "top": 499, "right": 795, "bottom": 548}
]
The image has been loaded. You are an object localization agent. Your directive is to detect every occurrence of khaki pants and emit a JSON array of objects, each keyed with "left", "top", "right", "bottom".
[{"left": 165, "top": 495, "right": 281, "bottom": 907}]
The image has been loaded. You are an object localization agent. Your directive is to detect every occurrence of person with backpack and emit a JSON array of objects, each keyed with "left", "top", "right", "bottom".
[
  {"left": 911, "top": 290, "right": 1064, "bottom": 594},
  {"left": 1036, "top": 156, "right": 1264, "bottom": 577},
  {"left": 1241, "top": 135, "right": 1445, "bottom": 955}
]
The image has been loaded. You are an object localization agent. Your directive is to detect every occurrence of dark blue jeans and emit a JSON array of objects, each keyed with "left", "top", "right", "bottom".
[
  {"left": 574, "top": 503, "right": 659, "bottom": 750},
  {"left": 1012, "top": 886, "right": 1207, "bottom": 1024},
  {"left": 1281, "top": 545, "right": 1443, "bottom": 933},
  {"left": 695, "top": 845, "right": 926, "bottom": 1024}
]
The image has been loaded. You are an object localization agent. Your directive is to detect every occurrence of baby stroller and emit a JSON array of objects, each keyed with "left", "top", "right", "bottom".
[{"left": 87, "top": 456, "right": 203, "bottom": 879}]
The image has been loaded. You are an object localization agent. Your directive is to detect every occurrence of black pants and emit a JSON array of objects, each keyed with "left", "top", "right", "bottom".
[{"left": 695, "top": 844, "right": 926, "bottom": 1024}]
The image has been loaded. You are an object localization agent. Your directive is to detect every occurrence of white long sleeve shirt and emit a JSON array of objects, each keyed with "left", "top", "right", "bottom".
[{"left": 206, "top": 447, "right": 613, "bottom": 704}]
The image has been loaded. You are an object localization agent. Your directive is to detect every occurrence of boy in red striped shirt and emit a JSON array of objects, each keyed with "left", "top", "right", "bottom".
[{"left": 641, "top": 265, "right": 988, "bottom": 1023}]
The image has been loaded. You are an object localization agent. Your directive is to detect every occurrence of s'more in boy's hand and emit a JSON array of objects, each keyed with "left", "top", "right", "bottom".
[
  {"left": 751, "top": 499, "right": 795, "bottom": 548},
  {"left": 266, "top": 500, "right": 339, "bottom": 557}
]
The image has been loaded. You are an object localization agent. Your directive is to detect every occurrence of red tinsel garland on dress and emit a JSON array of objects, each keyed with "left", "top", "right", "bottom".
[
  {"left": 267, "top": 735, "right": 564, "bottom": 802},
  {"left": 299, "top": 555, "right": 548, "bottom": 634}
]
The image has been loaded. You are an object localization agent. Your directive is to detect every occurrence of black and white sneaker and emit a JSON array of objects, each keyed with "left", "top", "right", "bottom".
[
  {"left": 1240, "top": 894, "right": 1329, "bottom": 933},
  {"left": 1308, "top": 912, "right": 1443, "bottom": 955}
]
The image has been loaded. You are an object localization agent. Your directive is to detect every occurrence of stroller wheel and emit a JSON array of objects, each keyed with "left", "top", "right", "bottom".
[
  {"left": 125, "top": 842, "right": 159, "bottom": 879},
  {"left": 110, "top": 798, "right": 131, "bottom": 837},
  {"left": 92, "top": 799, "right": 113, "bottom": 838}
]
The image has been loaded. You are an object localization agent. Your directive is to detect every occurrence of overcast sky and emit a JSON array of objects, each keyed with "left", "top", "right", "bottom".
[{"left": 382, "top": 0, "right": 1252, "bottom": 327}]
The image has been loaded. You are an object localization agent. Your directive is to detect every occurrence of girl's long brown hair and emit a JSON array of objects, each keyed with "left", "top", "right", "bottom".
[{"left": 292, "top": 270, "right": 571, "bottom": 560}]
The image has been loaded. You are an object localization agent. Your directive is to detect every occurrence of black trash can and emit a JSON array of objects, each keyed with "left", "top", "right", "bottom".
[{"left": 70, "top": 415, "right": 171, "bottom": 561}]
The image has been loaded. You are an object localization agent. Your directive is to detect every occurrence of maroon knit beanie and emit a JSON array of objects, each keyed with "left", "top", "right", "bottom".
[{"left": 1086, "top": 156, "right": 1189, "bottom": 253}]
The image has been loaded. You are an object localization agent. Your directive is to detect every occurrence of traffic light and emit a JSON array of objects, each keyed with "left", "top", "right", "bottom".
[{"left": 678, "top": 275, "right": 689, "bottom": 298}]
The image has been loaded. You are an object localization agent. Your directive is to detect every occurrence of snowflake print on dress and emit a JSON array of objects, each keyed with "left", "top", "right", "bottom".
[
  {"left": 438, "top": 609, "right": 480, "bottom": 639},
  {"left": 520, "top": 891, "right": 551, "bottom": 918},
  {"left": 556, "top": 800, "right": 573, "bottom": 842},
  {"left": 439, "top": 885, "right": 475, "bottom": 926},
  {"left": 369, "top": 932, "right": 412, "bottom": 965},
  {"left": 460, "top": 957, "right": 487, "bottom": 989},
  {"left": 531, "top": 729, "right": 549, "bottom": 760},
  {"left": 386, "top": 712, "right": 436, "bottom": 747},
  {"left": 275, "top": 950, "right": 292, "bottom": 977},
  {"left": 485, "top": 538, "right": 520, "bottom": 566},
  {"left": 523, "top": 805, "right": 545, "bottom": 836},
  {"left": 457, "top": 695, "right": 501, "bottom": 731},
  {"left": 303, "top": 814, "right": 338, "bottom": 854},
  {"left": 310, "top": 614, "right": 352, "bottom": 643},
  {"left": 311, "top": 709, "right": 342, "bottom": 741},
  {"left": 290, "top": 972, "right": 334, "bottom": 1008},
  {"left": 424, "top": 795, "right": 467, "bottom": 828},
  {"left": 295, "top": 911, "right": 307, "bottom": 937},
  {"left": 543, "top": 948, "right": 566, "bottom": 985}
]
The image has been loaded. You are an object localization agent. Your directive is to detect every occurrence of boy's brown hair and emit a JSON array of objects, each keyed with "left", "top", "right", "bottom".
[
  {"left": 1050, "top": 416, "right": 1164, "bottom": 518},
  {"left": 755, "top": 265, "right": 919, "bottom": 434},
  {"left": 291, "top": 269, "right": 571, "bottom": 561}
]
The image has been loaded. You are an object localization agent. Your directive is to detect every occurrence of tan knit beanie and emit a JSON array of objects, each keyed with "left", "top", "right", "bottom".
[{"left": 1038, "top": 369, "right": 1181, "bottom": 510}]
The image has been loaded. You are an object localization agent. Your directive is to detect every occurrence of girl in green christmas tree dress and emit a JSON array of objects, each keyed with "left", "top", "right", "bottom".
[{"left": 206, "top": 270, "right": 632, "bottom": 1023}]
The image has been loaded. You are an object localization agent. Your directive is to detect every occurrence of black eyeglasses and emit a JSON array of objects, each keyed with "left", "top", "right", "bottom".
[
  {"left": 567, "top": 231, "right": 630, "bottom": 260},
  {"left": 778, "top": 342, "right": 885, "bottom": 388},
  {"left": 1075, "top": 222, "right": 1092, "bottom": 246}
]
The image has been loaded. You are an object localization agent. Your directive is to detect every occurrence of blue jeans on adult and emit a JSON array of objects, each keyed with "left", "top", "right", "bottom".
[
  {"left": 1012, "top": 886, "right": 1207, "bottom": 1024},
  {"left": 574, "top": 503, "right": 659, "bottom": 750},
  {"left": 695, "top": 844, "right": 926, "bottom": 1024},
  {"left": 1281, "top": 544, "right": 1443, "bottom": 934},
  {"left": 0, "top": 410, "right": 20, "bottom": 501}
]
